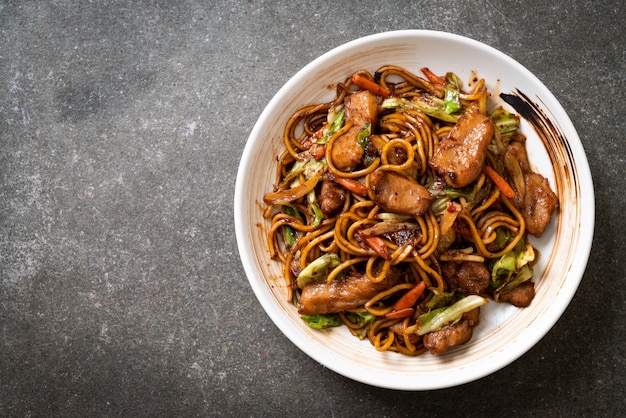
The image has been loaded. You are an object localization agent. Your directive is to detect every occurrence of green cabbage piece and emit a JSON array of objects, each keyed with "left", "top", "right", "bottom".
[
  {"left": 301, "top": 314, "right": 343, "bottom": 329},
  {"left": 302, "top": 159, "right": 326, "bottom": 227},
  {"left": 443, "top": 72, "right": 463, "bottom": 114},
  {"left": 344, "top": 311, "right": 376, "bottom": 339},
  {"left": 281, "top": 205, "right": 303, "bottom": 248},
  {"left": 428, "top": 176, "right": 485, "bottom": 215},
  {"left": 317, "top": 107, "right": 345, "bottom": 144},
  {"left": 356, "top": 122, "right": 371, "bottom": 148},
  {"left": 296, "top": 253, "right": 341, "bottom": 288},
  {"left": 491, "top": 107, "right": 520, "bottom": 135},
  {"left": 425, "top": 288, "right": 455, "bottom": 310},
  {"left": 382, "top": 97, "right": 461, "bottom": 123},
  {"left": 490, "top": 240, "right": 535, "bottom": 292},
  {"left": 410, "top": 295, "right": 487, "bottom": 336}
]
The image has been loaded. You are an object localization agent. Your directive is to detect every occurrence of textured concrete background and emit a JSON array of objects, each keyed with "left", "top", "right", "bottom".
[{"left": 1, "top": 0, "right": 624, "bottom": 416}]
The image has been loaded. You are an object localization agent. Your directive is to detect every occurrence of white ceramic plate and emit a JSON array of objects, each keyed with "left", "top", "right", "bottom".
[{"left": 234, "top": 30, "right": 594, "bottom": 390}]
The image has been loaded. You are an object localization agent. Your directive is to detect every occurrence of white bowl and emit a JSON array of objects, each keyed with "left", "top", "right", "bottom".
[{"left": 234, "top": 30, "right": 594, "bottom": 390}]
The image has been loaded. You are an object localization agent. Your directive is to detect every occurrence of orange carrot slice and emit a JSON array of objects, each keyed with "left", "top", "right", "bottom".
[
  {"left": 363, "top": 235, "right": 390, "bottom": 260},
  {"left": 334, "top": 176, "right": 368, "bottom": 196},
  {"left": 485, "top": 165, "right": 516, "bottom": 199},
  {"left": 385, "top": 307, "right": 415, "bottom": 319},
  {"left": 351, "top": 74, "right": 391, "bottom": 97},
  {"left": 421, "top": 67, "right": 446, "bottom": 85},
  {"left": 393, "top": 281, "right": 426, "bottom": 311}
]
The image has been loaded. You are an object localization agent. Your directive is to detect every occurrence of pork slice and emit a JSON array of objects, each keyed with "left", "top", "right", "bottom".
[
  {"left": 442, "top": 261, "right": 490, "bottom": 295},
  {"left": 319, "top": 174, "right": 347, "bottom": 216},
  {"left": 298, "top": 271, "right": 400, "bottom": 315},
  {"left": 330, "top": 125, "right": 365, "bottom": 171},
  {"left": 430, "top": 102, "right": 494, "bottom": 188},
  {"left": 522, "top": 172, "right": 558, "bottom": 237},
  {"left": 344, "top": 89, "right": 381, "bottom": 126},
  {"left": 461, "top": 307, "right": 480, "bottom": 326},
  {"left": 505, "top": 139, "right": 531, "bottom": 173},
  {"left": 422, "top": 319, "right": 474, "bottom": 355},
  {"left": 504, "top": 139, "right": 558, "bottom": 237},
  {"left": 368, "top": 168, "right": 433, "bottom": 217},
  {"left": 498, "top": 281, "right": 535, "bottom": 307},
  {"left": 330, "top": 91, "right": 381, "bottom": 171}
]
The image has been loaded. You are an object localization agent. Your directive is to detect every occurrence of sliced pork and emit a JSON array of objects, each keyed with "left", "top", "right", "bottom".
[
  {"left": 442, "top": 261, "right": 490, "bottom": 295},
  {"left": 498, "top": 281, "right": 535, "bottom": 307},
  {"left": 504, "top": 140, "right": 558, "bottom": 237},
  {"left": 319, "top": 174, "right": 347, "bottom": 216},
  {"left": 422, "top": 319, "right": 474, "bottom": 354},
  {"left": 298, "top": 270, "right": 400, "bottom": 315},
  {"left": 368, "top": 168, "right": 432, "bottom": 217},
  {"left": 430, "top": 102, "right": 494, "bottom": 188},
  {"left": 330, "top": 90, "right": 381, "bottom": 171},
  {"left": 422, "top": 307, "right": 480, "bottom": 354}
]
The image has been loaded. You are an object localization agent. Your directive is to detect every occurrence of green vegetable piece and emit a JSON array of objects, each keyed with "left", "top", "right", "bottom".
[
  {"left": 296, "top": 253, "right": 341, "bottom": 288},
  {"left": 495, "top": 265, "right": 534, "bottom": 300},
  {"left": 317, "top": 108, "right": 345, "bottom": 144},
  {"left": 356, "top": 122, "right": 371, "bottom": 148},
  {"left": 491, "top": 250, "right": 517, "bottom": 289},
  {"left": 428, "top": 176, "right": 480, "bottom": 215},
  {"left": 444, "top": 84, "right": 462, "bottom": 114},
  {"left": 308, "top": 197, "right": 324, "bottom": 227},
  {"left": 412, "top": 295, "right": 487, "bottom": 336},
  {"left": 490, "top": 240, "right": 536, "bottom": 291},
  {"left": 425, "top": 288, "right": 455, "bottom": 310},
  {"left": 493, "top": 227, "right": 512, "bottom": 251},
  {"left": 279, "top": 160, "right": 307, "bottom": 188},
  {"left": 430, "top": 195, "right": 451, "bottom": 216},
  {"left": 356, "top": 122, "right": 377, "bottom": 166},
  {"left": 301, "top": 314, "right": 343, "bottom": 329},
  {"left": 382, "top": 95, "right": 463, "bottom": 123},
  {"left": 443, "top": 73, "right": 462, "bottom": 114},
  {"left": 303, "top": 159, "right": 326, "bottom": 180},
  {"left": 344, "top": 311, "right": 376, "bottom": 339},
  {"left": 491, "top": 107, "right": 520, "bottom": 135},
  {"left": 281, "top": 205, "right": 304, "bottom": 248}
]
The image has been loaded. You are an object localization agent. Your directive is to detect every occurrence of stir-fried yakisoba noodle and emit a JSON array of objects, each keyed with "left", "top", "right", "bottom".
[{"left": 262, "top": 65, "right": 559, "bottom": 356}]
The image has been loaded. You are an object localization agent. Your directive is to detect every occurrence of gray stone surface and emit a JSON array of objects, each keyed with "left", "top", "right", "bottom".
[{"left": 1, "top": 0, "right": 624, "bottom": 416}]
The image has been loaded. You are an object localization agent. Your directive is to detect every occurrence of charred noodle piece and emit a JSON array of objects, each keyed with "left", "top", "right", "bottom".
[
  {"left": 430, "top": 102, "right": 495, "bottom": 188},
  {"left": 298, "top": 271, "right": 400, "bottom": 315},
  {"left": 368, "top": 168, "right": 433, "bottom": 217},
  {"left": 330, "top": 90, "right": 381, "bottom": 171}
]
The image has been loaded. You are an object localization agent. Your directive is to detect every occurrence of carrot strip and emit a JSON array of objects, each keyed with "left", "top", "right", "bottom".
[
  {"left": 421, "top": 67, "right": 446, "bottom": 85},
  {"left": 386, "top": 307, "right": 414, "bottom": 319},
  {"left": 351, "top": 74, "right": 391, "bottom": 97},
  {"left": 393, "top": 281, "right": 426, "bottom": 311},
  {"left": 334, "top": 176, "right": 368, "bottom": 196},
  {"left": 309, "top": 143, "right": 326, "bottom": 160},
  {"left": 485, "top": 165, "right": 516, "bottom": 199},
  {"left": 363, "top": 235, "right": 390, "bottom": 260}
]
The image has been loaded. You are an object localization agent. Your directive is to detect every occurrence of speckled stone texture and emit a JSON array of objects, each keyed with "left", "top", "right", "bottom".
[{"left": 1, "top": 1, "right": 624, "bottom": 416}]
